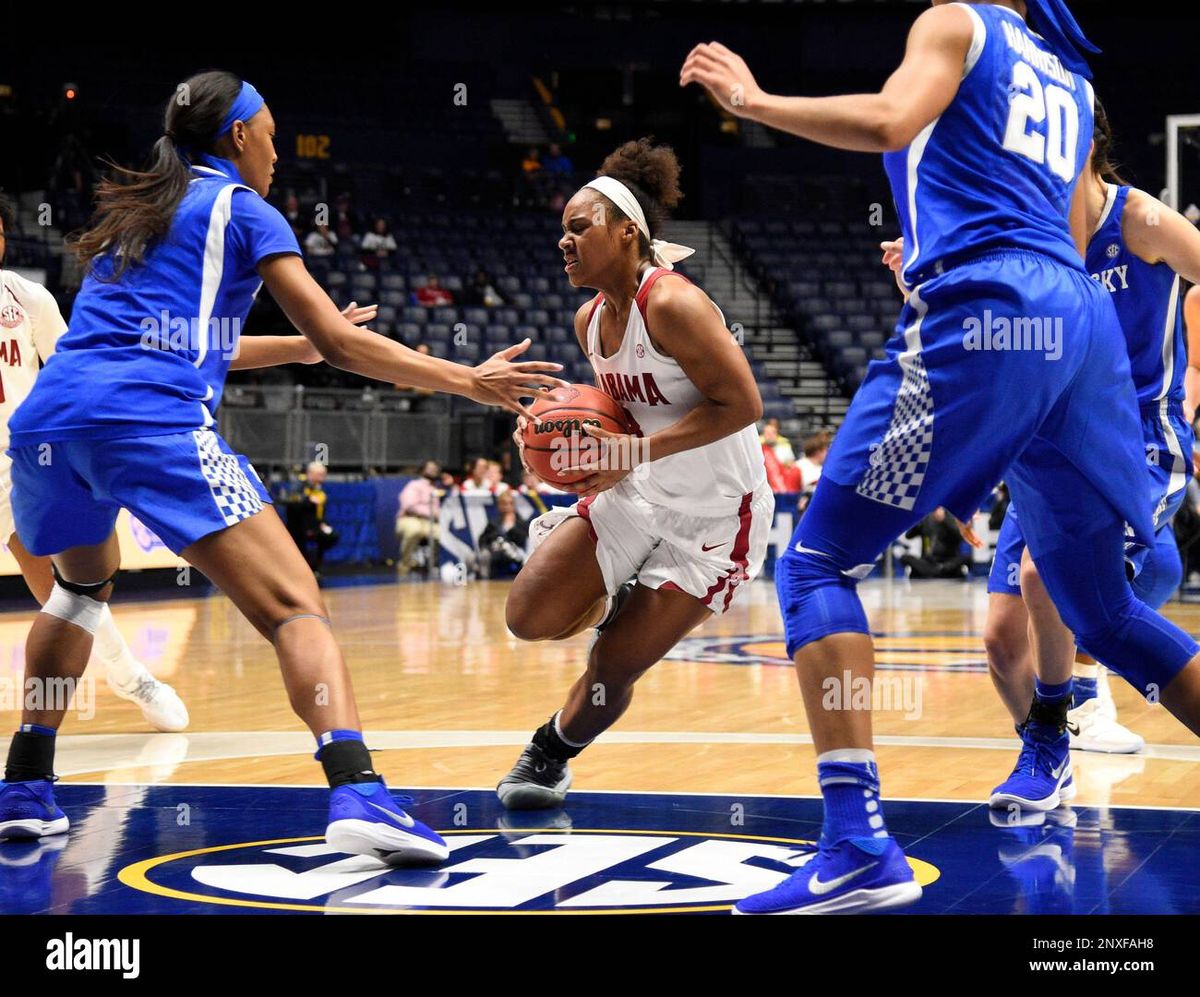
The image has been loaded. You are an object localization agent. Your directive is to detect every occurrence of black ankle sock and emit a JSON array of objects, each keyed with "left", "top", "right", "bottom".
[
  {"left": 317, "top": 739, "right": 380, "bottom": 788},
  {"left": 533, "top": 717, "right": 585, "bottom": 762},
  {"left": 1021, "top": 695, "right": 1070, "bottom": 738},
  {"left": 5, "top": 730, "right": 57, "bottom": 782}
]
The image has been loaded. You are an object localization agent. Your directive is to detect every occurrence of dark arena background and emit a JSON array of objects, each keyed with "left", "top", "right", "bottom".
[{"left": 1, "top": 0, "right": 1198, "bottom": 979}]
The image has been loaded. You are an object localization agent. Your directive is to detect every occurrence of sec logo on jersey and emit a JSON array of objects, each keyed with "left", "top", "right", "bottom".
[{"left": 0, "top": 304, "right": 24, "bottom": 329}]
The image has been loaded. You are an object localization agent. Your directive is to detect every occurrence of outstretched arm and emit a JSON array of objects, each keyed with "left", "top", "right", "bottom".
[
  {"left": 258, "top": 254, "right": 566, "bottom": 417},
  {"left": 229, "top": 302, "right": 378, "bottom": 370},
  {"left": 679, "top": 4, "right": 974, "bottom": 152}
]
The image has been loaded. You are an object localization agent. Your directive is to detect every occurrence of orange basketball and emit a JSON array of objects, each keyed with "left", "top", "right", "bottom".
[{"left": 522, "top": 384, "right": 631, "bottom": 485}]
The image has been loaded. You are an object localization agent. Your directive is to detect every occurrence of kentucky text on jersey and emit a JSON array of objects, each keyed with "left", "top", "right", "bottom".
[{"left": 1085, "top": 184, "right": 1185, "bottom": 406}]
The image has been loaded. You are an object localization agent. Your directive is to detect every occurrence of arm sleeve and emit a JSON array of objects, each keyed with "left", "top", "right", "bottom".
[
  {"left": 31, "top": 284, "right": 69, "bottom": 362},
  {"left": 227, "top": 189, "right": 302, "bottom": 273}
]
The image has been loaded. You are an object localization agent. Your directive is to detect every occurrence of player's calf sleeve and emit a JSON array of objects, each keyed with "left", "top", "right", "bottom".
[{"left": 1033, "top": 531, "right": 1198, "bottom": 699}]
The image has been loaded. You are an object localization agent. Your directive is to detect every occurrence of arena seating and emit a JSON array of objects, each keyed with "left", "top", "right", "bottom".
[{"left": 730, "top": 217, "right": 905, "bottom": 393}]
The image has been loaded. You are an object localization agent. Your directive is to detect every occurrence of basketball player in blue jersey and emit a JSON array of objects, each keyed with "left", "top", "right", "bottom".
[
  {"left": 979, "top": 103, "right": 1200, "bottom": 786},
  {"left": 684, "top": 0, "right": 1200, "bottom": 915},
  {"left": 0, "top": 71, "right": 565, "bottom": 859}
]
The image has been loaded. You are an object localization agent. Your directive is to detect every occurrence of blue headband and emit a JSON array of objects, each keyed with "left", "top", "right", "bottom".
[
  {"left": 1026, "top": 0, "right": 1100, "bottom": 80},
  {"left": 218, "top": 81, "right": 265, "bottom": 137}
]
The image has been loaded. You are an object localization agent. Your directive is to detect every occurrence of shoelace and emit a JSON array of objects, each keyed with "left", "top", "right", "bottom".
[
  {"left": 509, "top": 746, "right": 564, "bottom": 784},
  {"left": 121, "top": 675, "right": 161, "bottom": 704},
  {"left": 1014, "top": 737, "right": 1062, "bottom": 778}
]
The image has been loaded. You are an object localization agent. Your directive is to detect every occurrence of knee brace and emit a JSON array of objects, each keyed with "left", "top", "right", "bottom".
[
  {"left": 1130, "top": 533, "right": 1183, "bottom": 610},
  {"left": 775, "top": 545, "right": 871, "bottom": 658},
  {"left": 43, "top": 565, "right": 117, "bottom": 635}
]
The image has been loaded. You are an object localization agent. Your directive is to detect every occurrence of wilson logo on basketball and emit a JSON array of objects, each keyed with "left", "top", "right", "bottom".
[
  {"left": 533, "top": 416, "right": 601, "bottom": 437},
  {"left": 0, "top": 304, "right": 24, "bottom": 329}
]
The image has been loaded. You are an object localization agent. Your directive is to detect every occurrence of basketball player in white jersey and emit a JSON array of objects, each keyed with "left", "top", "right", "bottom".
[
  {"left": 0, "top": 195, "right": 190, "bottom": 730},
  {"left": 496, "top": 139, "right": 774, "bottom": 807}
]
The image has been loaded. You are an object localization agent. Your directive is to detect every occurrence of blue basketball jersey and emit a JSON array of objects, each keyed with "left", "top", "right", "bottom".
[
  {"left": 1086, "top": 184, "right": 1186, "bottom": 407},
  {"left": 8, "top": 154, "right": 299, "bottom": 447},
  {"left": 884, "top": 3, "right": 1094, "bottom": 287}
]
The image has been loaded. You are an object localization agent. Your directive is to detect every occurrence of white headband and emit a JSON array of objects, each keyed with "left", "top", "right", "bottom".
[{"left": 582, "top": 176, "right": 695, "bottom": 271}]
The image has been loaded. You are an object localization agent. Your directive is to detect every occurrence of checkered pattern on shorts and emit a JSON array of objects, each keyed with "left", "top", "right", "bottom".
[
  {"left": 855, "top": 353, "right": 934, "bottom": 511},
  {"left": 193, "top": 430, "right": 264, "bottom": 526}
]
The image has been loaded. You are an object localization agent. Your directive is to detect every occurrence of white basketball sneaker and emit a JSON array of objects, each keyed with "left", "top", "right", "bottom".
[
  {"left": 107, "top": 664, "right": 190, "bottom": 732},
  {"left": 1068, "top": 672, "right": 1143, "bottom": 755}
]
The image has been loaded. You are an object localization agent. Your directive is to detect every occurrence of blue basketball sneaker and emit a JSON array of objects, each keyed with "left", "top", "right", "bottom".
[
  {"left": 989, "top": 726, "right": 1075, "bottom": 813},
  {"left": 734, "top": 836, "right": 922, "bottom": 915},
  {"left": 0, "top": 779, "right": 69, "bottom": 840},
  {"left": 325, "top": 779, "right": 448, "bottom": 865}
]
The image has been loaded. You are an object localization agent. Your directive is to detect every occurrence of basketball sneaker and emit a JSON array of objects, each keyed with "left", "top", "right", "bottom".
[
  {"left": 733, "top": 836, "right": 922, "bottom": 915},
  {"left": 0, "top": 779, "right": 69, "bottom": 839},
  {"left": 325, "top": 780, "right": 448, "bottom": 865},
  {"left": 107, "top": 664, "right": 189, "bottom": 733},
  {"left": 496, "top": 743, "right": 571, "bottom": 810},
  {"left": 1068, "top": 697, "right": 1143, "bottom": 753},
  {"left": 989, "top": 725, "right": 1075, "bottom": 812}
]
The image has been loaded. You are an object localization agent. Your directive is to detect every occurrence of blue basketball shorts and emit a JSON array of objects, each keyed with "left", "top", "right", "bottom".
[
  {"left": 9, "top": 428, "right": 271, "bottom": 556},
  {"left": 780, "top": 250, "right": 1151, "bottom": 651},
  {"left": 987, "top": 400, "right": 1194, "bottom": 601}
]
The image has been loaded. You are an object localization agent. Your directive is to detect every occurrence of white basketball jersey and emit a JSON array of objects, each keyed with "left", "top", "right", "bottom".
[
  {"left": 0, "top": 270, "right": 68, "bottom": 448},
  {"left": 585, "top": 267, "right": 766, "bottom": 514}
]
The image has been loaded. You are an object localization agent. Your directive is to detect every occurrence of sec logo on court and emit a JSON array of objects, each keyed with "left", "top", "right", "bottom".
[{"left": 119, "top": 825, "right": 940, "bottom": 914}]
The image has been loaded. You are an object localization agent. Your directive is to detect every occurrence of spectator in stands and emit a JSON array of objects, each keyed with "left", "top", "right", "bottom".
[
  {"left": 297, "top": 461, "right": 340, "bottom": 578},
  {"left": 522, "top": 147, "right": 542, "bottom": 176},
  {"left": 360, "top": 217, "right": 397, "bottom": 269},
  {"left": 900, "top": 508, "right": 969, "bottom": 579},
  {"left": 416, "top": 276, "right": 454, "bottom": 307},
  {"left": 283, "top": 193, "right": 305, "bottom": 241},
  {"left": 465, "top": 269, "right": 506, "bottom": 308},
  {"left": 333, "top": 192, "right": 360, "bottom": 240},
  {"left": 988, "top": 482, "right": 1011, "bottom": 530},
  {"left": 761, "top": 420, "right": 801, "bottom": 492},
  {"left": 461, "top": 456, "right": 492, "bottom": 495},
  {"left": 798, "top": 431, "right": 831, "bottom": 488},
  {"left": 485, "top": 459, "right": 510, "bottom": 495},
  {"left": 396, "top": 459, "right": 443, "bottom": 576},
  {"left": 304, "top": 223, "right": 338, "bottom": 258},
  {"left": 760, "top": 418, "right": 794, "bottom": 458},
  {"left": 542, "top": 143, "right": 574, "bottom": 176},
  {"left": 475, "top": 490, "right": 529, "bottom": 579}
]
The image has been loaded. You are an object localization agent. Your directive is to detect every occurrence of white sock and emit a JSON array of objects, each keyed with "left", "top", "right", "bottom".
[{"left": 92, "top": 606, "right": 141, "bottom": 686}]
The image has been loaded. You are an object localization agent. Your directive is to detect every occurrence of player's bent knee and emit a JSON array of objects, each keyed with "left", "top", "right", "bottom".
[
  {"left": 775, "top": 545, "right": 870, "bottom": 656},
  {"left": 42, "top": 581, "right": 109, "bottom": 634},
  {"left": 982, "top": 617, "right": 1025, "bottom": 674}
]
